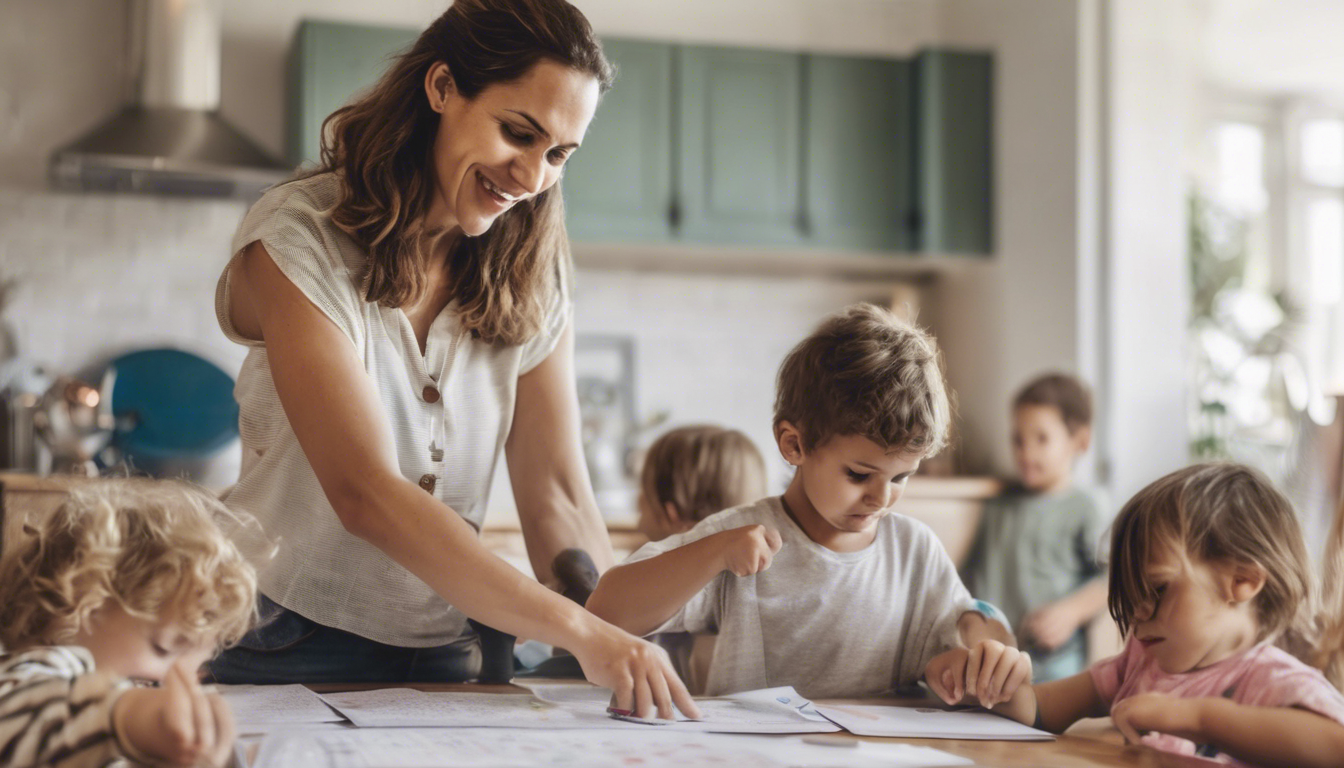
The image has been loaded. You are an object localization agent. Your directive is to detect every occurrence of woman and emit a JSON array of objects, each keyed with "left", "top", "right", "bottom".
[{"left": 207, "top": 0, "right": 698, "bottom": 720}]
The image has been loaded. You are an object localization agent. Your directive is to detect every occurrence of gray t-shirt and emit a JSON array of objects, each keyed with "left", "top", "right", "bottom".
[
  {"left": 624, "top": 496, "right": 976, "bottom": 698},
  {"left": 962, "top": 486, "right": 1106, "bottom": 681}
]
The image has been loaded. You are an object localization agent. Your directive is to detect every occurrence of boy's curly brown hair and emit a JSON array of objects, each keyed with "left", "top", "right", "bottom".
[{"left": 773, "top": 303, "right": 951, "bottom": 456}]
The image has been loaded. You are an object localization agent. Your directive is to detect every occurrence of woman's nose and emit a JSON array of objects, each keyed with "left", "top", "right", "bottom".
[{"left": 512, "top": 151, "right": 548, "bottom": 195}]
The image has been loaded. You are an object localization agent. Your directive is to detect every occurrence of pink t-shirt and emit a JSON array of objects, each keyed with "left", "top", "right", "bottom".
[{"left": 1090, "top": 635, "right": 1344, "bottom": 765}]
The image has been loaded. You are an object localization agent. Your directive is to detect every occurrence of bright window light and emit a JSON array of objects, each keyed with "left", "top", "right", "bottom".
[
  {"left": 1301, "top": 119, "right": 1344, "bottom": 188},
  {"left": 1308, "top": 197, "right": 1344, "bottom": 305},
  {"left": 1214, "top": 122, "right": 1267, "bottom": 212}
]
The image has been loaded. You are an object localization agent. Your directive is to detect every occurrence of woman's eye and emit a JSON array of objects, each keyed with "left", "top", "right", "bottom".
[
  {"left": 152, "top": 644, "right": 171, "bottom": 657},
  {"left": 891, "top": 474, "right": 910, "bottom": 485},
  {"left": 502, "top": 124, "right": 532, "bottom": 144},
  {"left": 548, "top": 148, "right": 569, "bottom": 164},
  {"left": 846, "top": 470, "right": 870, "bottom": 482}
]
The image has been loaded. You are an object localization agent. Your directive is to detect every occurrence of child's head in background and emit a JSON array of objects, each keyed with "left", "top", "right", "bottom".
[
  {"left": 1108, "top": 463, "right": 1311, "bottom": 675},
  {"left": 637, "top": 425, "right": 768, "bottom": 541},
  {"left": 0, "top": 478, "right": 260, "bottom": 683},
  {"left": 772, "top": 304, "right": 950, "bottom": 545},
  {"left": 1011, "top": 373, "right": 1092, "bottom": 494}
]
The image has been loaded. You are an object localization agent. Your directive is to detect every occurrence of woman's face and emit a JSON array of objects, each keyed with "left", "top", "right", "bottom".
[{"left": 425, "top": 59, "right": 599, "bottom": 236}]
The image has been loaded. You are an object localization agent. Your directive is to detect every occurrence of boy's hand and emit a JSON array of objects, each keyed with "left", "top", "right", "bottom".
[
  {"left": 717, "top": 525, "right": 783, "bottom": 577},
  {"left": 925, "top": 639, "right": 1032, "bottom": 709},
  {"left": 1024, "top": 600, "right": 1080, "bottom": 650},
  {"left": 113, "top": 660, "right": 236, "bottom": 767}
]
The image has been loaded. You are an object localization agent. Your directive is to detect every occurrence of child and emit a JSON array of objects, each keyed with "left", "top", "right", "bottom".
[
  {"left": 0, "top": 478, "right": 260, "bottom": 768},
  {"left": 636, "top": 425, "right": 768, "bottom": 542},
  {"left": 985, "top": 463, "right": 1344, "bottom": 767},
  {"left": 588, "top": 304, "right": 1028, "bottom": 702},
  {"left": 636, "top": 424, "right": 768, "bottom": 693},
  {"left": 961, "top": 373, "right": 1108, "bottom": 681}
]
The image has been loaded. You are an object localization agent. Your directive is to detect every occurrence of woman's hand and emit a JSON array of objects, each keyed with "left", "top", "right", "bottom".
[
  {"left": 570, "top": 620, "right": 703, "bottom": 722},
  {"left": 925, "top": 639, "right": 1032, "bottom": 709},
  {"left": 113, "top": 660, "right": 236, "bottom": 767}
]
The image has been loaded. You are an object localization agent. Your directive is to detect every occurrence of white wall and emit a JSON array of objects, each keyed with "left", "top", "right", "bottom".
[
  {"left": 1104, "top": 0, "right": 1196, "bottom": 503},
  {"left": 927, "top": 0, "right": 1089, "bottom": 476}
]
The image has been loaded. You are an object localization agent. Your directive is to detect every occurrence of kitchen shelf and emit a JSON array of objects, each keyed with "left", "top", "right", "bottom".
[{"left": 571, "top": 241, "right": 992, "bottom": 282}]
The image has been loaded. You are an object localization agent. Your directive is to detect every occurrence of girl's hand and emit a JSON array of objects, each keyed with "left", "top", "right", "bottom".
[
  {"left": 113, "top": 660, "right": 236, "bottom": 767},
  {"left": 717, "top": 525, "right": 783, "bottom": 577},
  {"left": 1112, "top": 692, "right": 1205, "bottom": 745},
  {"left": 571, "top": 620, "right": 703, "bottom": 722},
  {"left": 925, "top": 639, "right": 1032, "bottom": 709}
]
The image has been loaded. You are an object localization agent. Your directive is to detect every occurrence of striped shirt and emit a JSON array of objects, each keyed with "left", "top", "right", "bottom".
[{"left": 0, "top": 646, "right": 132, "bottom": 768}]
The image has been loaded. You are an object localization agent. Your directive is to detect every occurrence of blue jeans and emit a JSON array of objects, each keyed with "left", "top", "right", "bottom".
[{"left": 204, "top": 594, "right": 481, "bottom": 685}]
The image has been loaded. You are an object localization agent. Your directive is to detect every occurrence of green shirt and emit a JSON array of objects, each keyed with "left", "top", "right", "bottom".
[{"left": 962, "top": 486, "right": 1106, "bottom": 681}]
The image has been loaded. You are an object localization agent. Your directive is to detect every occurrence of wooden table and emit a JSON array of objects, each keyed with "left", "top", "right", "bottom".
[{"left": 289, "top": 682, "right": 1208, "bottom": 768}]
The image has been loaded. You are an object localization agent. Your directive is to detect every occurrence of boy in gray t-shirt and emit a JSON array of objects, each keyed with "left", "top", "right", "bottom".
[
  {"left": 588, "top": 304, "right": 1029, "bottom": 706},
  {"left": 962, "top": 373, "right": 1108, "bottom": 682}
]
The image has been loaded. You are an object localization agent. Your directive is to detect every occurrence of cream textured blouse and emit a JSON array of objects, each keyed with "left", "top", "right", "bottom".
[{"left": 215, "top": 173, "right": 569, "bottom": 646}]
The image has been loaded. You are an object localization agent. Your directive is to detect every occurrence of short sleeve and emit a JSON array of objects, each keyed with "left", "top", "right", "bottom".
[
  {"left": 621, "top": 516, "right": 737, "bottom": 636},
  {"left": 897, "top": 521, "right": 979, "bottom": 684},
  {"left": 518, "top": 286, "right": 572, "bottom": 375},
  {"left": 1077, "top": 494, "right": 1108, "bottom": 580},
  {"left": 1235, "top": 650, "right": 1344, "bottom": 727},
  {"left": 217, "top": 181, "right": 366, "bottom": 351}
]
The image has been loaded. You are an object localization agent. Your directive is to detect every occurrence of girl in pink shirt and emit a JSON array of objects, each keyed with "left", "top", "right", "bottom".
[{"left": 992, "top": 463, "right": 1344, "bottom": 767}]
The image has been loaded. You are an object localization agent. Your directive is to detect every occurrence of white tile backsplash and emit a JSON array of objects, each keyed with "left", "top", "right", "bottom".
[{"left": 1, "top": 188, "right": 894, "bottom": 498}]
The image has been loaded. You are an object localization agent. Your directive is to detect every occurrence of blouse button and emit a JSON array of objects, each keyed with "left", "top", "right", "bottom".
[
  {"left": 422, "top": 386, "right": 440, "bottom": 403},
  {"left": 419, "top": 474, "right": 437, "bottom": 493}
]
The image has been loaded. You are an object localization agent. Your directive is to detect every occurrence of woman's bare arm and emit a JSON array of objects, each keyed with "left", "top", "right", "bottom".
[
  {"left": 230, "top": 241, "right": 698, "bottom": 719},
  {"left": 506, "top": 323, "right": 616, "bottom": 582}
]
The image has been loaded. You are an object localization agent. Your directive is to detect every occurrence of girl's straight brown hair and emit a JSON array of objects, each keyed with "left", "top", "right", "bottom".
[
  {"left": 319, "top": 0, "right": 613, "bottom": 346},
  {"left": 1107, "top": 462, "right": 1344, "bottom": 688}
]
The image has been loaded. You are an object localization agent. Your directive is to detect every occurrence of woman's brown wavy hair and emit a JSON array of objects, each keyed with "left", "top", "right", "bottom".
[{"left": 320, "top": 0, "right": 613, "bottom": 345}]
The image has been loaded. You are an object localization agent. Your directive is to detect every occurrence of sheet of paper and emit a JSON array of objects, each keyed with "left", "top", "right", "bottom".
[
  {"left": 320, "top": 684, "right": 837, "bottom": 734},
  {"left": 815, "top": 703, "right": 1055, "bottom": 741},
  {"left": 219, "top": 684, "right": 346, "bottom": 730},
  {"left": 524, "top": 683, "right": 841, "bottom": 734},
  {"left": 251, "top": 727, "right": 970, "bottom": 768},
  {"left": 317, "top": 689, "right": 582, "bottom": 728}
]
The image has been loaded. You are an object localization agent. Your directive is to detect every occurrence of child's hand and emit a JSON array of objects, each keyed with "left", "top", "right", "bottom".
[
  {"left": 717, "top": 525, "right": 783, "bottom": 577},
  {"left": 1112, "top": 692, "right": 1205, "bottom": 745},
  {"left": 113, "top": 660, "right": 236, "bottom": 767},
  {"left": 925, "top": 639, "right": 1032, "bottom": 709},
  {"left": 1023, "top": 600, "right": 1081, "bottom": 650}
]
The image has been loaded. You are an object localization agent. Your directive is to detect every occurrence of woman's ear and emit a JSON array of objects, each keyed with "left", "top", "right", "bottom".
[
  {"left": 424, "top": 62, "right": 456, "bottom": 114},
  {"left": 775, "top": 421, "right": 805, "bottom": 466},
  {"left": 1227, "top": 562, "right": 1268, "bottom": 605}
]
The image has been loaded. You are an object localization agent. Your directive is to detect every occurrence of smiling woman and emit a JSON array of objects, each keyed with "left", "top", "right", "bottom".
[{"left": 203, "top": 0, "right": 699, "bottom": 721}]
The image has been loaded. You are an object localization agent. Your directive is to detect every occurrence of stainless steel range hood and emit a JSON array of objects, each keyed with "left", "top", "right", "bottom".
[{"left": 50, "top": 0, "right": 291, "bottom": 199}]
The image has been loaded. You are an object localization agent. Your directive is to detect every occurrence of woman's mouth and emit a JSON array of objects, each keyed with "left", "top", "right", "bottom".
[{"left": 478, "top": 171, "right": 521, "bottom": 207}]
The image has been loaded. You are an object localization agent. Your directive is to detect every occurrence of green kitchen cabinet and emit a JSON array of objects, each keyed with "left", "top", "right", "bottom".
[
  {"left": 677, "top": 46, "right": 804, "bottom": 245},
  {"left": 915, "top": 50, "right": 994, "bottom": 254},
  {"left": 804, "top": 55, "right": 917, "bottom": 252},
  {"left": 288, "top": 20, "right": 419, "bottom": 167},
  {"left": 560, "top": 39, "right": 675, "bottom": 242}
]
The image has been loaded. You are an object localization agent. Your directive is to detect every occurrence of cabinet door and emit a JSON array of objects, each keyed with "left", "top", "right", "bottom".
[
  {"left": 805, "top": 55, "right": 915, "bottom": 251},
  {"left": 288, "top": 21, "right": 419, "bottom": 167},
  {"left": 678, "top": 46, "right": 803, "bottom": 245},
  {"left": 915, "top": 50, "right": 994, "bottom": 254},
  {"left": 562, "top": 39, "right": 674, "bottom": 242}
]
